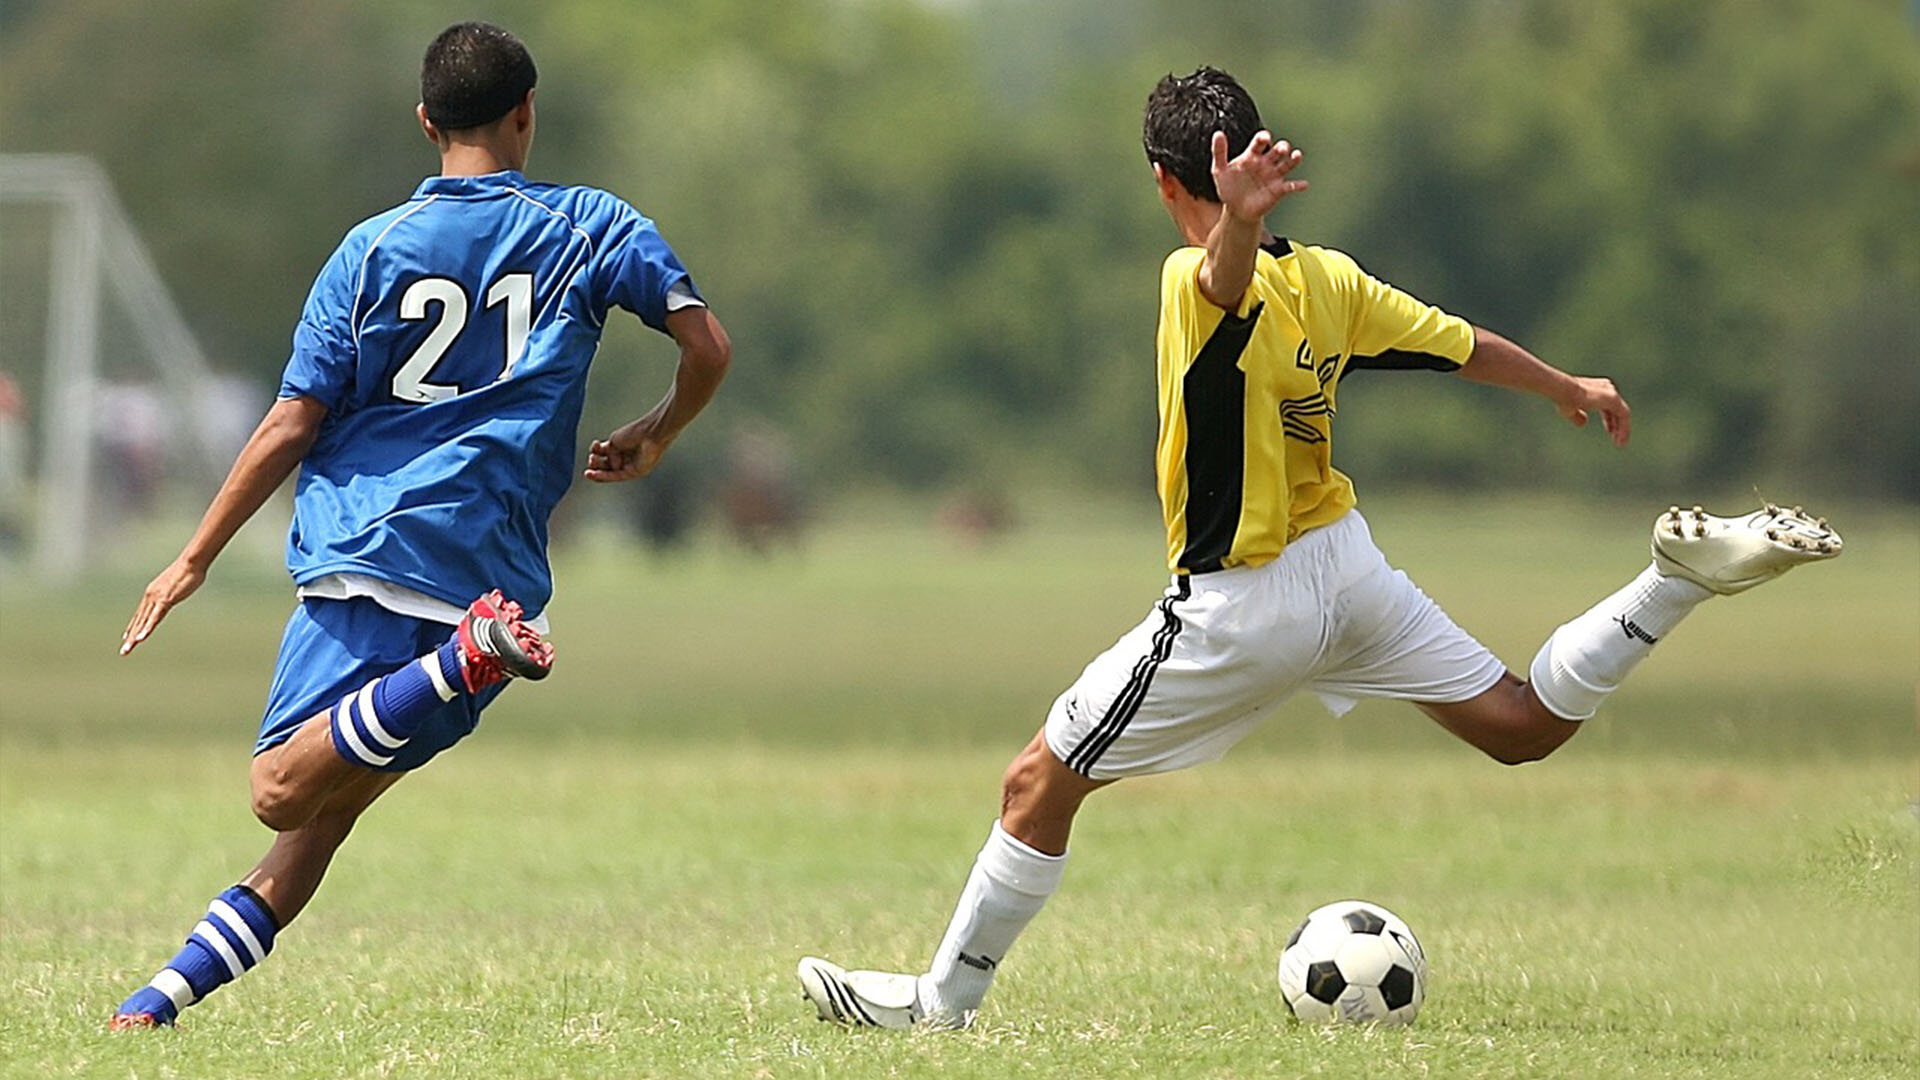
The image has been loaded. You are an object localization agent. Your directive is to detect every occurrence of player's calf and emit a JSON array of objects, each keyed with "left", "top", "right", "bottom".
[{"left": 1418, "top": 673, "right": 1580, "bottom": 766}]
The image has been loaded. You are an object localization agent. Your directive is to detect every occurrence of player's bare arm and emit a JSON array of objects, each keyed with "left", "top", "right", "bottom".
[
  {"left": 121, "top": 395, "right": 328, "bottom": 655},
  {"left": 1198, "top": 129, "right": 1306, "bottom": 311},
  {"left": 583, "top": 305, "right": 732, "bottom": 483},
  {"left": 1456, "top": 326, "right": 1631, "bottom": 448}
]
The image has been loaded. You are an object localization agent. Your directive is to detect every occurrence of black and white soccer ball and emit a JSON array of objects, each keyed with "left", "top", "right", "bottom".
[{"left": 1277, "top": 900, "right": 1426, "bottom": 1026}]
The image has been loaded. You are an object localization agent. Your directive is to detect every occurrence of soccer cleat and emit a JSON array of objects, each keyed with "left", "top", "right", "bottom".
[
  {"left": 454, "top": 589, "right": 554, "bottom": 692},
  {"left": 798, "top": 957, "right": 937, "bottom": 1030},
  {"left": 111, "top": 984, "right": 180, "bottom": 1030},
  {"left": 1651, "top": 503, "right": 1842, "bottom": 595}
]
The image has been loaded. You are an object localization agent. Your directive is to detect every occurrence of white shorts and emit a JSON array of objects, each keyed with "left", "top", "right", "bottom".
[{"left": 1045, "top": 510, "right": 1507, "bottom": 779}]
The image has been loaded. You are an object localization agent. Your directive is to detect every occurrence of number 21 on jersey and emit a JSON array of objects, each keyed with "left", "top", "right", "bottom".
[{"left": 391, "top": 272, "right": 533, "bottom": 403}]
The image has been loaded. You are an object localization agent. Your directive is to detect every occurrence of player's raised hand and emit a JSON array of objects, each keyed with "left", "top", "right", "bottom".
[
  {"left": 1212, "top": 129, "right": 1308, "bottom": 224},
  {"left": 121, "top": 557, "right": 206, "bottom": 655},
  {"left": 1556, "top": 375, "right": 1632, "bottom": 448}
]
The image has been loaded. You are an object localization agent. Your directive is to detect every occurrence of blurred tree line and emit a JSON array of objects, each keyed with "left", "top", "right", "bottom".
[{"left": 2, "top": 0, "right": 1915, "bottom": 503}]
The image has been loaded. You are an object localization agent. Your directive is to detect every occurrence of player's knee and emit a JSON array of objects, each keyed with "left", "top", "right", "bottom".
[
  {"left": 999, "top": 739, "right": 1066, "bottom": 810},
  {"left": 1482, "top": 725, "right": 1572, "bottom": 766},
  {"left": 999, "top": 737, "right": 1105, "bottom": 823},
  {"left": 250, "top": 773, "right": 315, "bottom": 832},
  {"left": 251, "top": 789, "right": 303, "bottom": 832},
  {"left": 1485, "top": 743, "right": 1547, "bottom": 766},
  {"left": 999, "top": 755, "right": 1040, "bottom": 815}
]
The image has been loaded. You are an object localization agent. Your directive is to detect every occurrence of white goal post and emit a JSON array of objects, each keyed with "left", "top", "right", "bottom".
[{"left": 0, "top": 153, "right": 231, "bottom": 580}]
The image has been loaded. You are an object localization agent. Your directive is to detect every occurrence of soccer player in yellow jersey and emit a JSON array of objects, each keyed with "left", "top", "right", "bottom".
[{"left": 798, "top": 67, "right": 1841, "bottom": 1029}]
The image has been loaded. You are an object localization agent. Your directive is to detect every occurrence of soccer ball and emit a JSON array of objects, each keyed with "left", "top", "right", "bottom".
[{"left": 1277, "top": 900, "right": 1426, "bottom": 1026}]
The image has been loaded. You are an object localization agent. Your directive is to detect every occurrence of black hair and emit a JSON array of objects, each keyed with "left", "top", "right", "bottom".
[
  {"left": 1142, "top": 67, "right": 1265, "bottom": 203},
  {"left": 421, "top": 22, "right": 538, "bottom": 131}
]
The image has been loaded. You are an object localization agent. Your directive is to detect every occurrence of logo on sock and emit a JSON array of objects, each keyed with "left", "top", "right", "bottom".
[
  {"left": 957, "top": 952, "right": 998, "bottom": 972},
  {"left": 1613, "top": 615, "right": 1659, "bottom": 645}
]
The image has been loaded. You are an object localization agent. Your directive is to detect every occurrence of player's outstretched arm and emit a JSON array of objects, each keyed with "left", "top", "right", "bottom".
[
  {"left": 1456, "top": 326, "right": 1631, "bottom": 448},
  {"left": 121, "top": 395, "right": 327, "bottom": 655},
  {"left": 1198, "top": 129, "right": 1307, "bottom": 311},
  {"left": 584, "top": 306, "right": 732, "bottom": 483}
]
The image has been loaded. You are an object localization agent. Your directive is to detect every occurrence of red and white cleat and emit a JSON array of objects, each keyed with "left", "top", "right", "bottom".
[{"left": 454, "top": 589, "right": 554, "bottom": 692}]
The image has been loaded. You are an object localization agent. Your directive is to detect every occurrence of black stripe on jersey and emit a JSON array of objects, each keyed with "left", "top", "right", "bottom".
[
  {"left": 1281, "top": 417, "right": 1325, "bottom": 443},
  {"left": 1335, "top": 250, "right": 1463, "bottom": 376},
  {"left": 1279, "top": 392, "right": 1332, "bottom": 444},
  {"left": 1178, "top": 302, "right": 1263, "bottom": 575},
  {"left": 1345, "top": 348, "right": 1464, "bottom": 373},
  {"left": 1064, "top": 576, "right": 1190, "bottom": 777}
]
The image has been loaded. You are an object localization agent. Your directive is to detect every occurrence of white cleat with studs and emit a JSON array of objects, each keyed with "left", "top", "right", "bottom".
[
  {"left": 1652, "top": 503, "right": 1842, "bottom": 595},
  {"left": 797, "top": 957, "right": 925, "bottom": 1030},
  {"left": 797, "top": 956, "right": 976, "bottom": 1030}
]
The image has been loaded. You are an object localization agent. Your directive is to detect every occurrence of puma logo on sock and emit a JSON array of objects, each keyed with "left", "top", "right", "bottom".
[
  {"left": 1613, "top": 615, "right": 1658, "bottom": 645},
  {"left": 957, "top": 952, "right": 998, "bottom": 972}
]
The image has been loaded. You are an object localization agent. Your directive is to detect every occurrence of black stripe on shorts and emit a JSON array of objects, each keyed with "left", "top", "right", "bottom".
[{"left": 1064, "top": 575, "right": 1190, "bottom": 776}]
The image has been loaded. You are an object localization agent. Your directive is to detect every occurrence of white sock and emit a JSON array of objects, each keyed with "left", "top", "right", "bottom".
[
  {"left": 917, "top": 820, "right": 1067, "bottom": 1024},
  {"left": 1529, "top": 564, "right": 1713, "bottom": 720}
]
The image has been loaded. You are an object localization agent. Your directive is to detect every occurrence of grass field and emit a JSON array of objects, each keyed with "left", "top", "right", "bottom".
[{"left": 2, "top": 494, "right": 1916, "bottom": 1079}]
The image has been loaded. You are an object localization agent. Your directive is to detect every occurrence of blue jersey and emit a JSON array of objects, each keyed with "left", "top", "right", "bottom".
[{"left": 278, "top": 170, "right": 697, "bottom": 616}]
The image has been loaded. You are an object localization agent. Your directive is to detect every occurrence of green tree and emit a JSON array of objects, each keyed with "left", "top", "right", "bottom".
[{"left": 3, "top": 0, "right": 1913, "bottom": 502}]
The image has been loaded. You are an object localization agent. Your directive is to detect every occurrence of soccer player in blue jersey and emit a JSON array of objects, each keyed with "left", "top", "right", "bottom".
[{"left": 109, "top": 22, "right": 731, "bottom": 1029}]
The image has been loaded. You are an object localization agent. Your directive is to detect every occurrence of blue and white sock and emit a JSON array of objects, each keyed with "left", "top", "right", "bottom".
[
  {"left": 115, "top": 885, "right": 280, "bottom": 1025},
  {"left": 328, "top": 640, "right": 464, "bottom": 768}
]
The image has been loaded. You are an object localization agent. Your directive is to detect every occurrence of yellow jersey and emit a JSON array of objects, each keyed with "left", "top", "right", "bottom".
[{"left": 1155, "top": 238, "right": 1475, "bottom": 574}]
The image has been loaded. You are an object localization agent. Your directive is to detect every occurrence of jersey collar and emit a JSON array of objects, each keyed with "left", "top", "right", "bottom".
[{"left": 412, "top": 170, "right": 528, "bottom": 199}]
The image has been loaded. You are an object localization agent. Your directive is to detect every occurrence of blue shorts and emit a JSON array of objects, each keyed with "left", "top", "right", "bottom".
[{"left": 258, "top": 597, "right": 506, "bottom": 772}]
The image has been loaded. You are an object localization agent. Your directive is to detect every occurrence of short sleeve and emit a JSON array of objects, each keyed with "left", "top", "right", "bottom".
[
  {"left": 1159, "top": 247, "right": 1231, "bottom": 354},
  {"left": 595, "top": 200, "right": 699, "bottom": 334},
  {"left": 1323, "top": 248, "right": 1475, "bottom": 372},
  {"left": 277, "top": 241, "right": 361, "bottom": 410}
]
